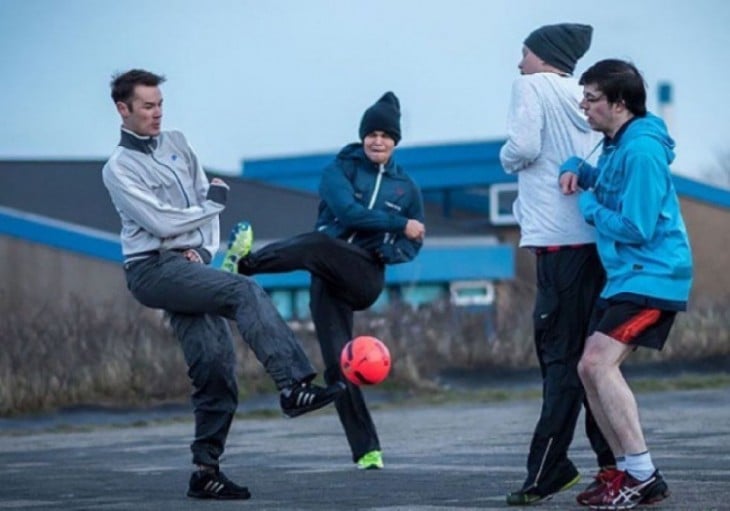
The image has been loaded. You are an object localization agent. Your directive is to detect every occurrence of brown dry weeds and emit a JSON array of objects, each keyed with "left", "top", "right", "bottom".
[{"left": 1, "top": 285, "right": 727, "bottom": 416}]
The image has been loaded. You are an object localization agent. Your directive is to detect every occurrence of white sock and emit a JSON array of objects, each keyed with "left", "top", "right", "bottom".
[
  {"left": 626, "top": 451, "right": 655, "bottom": 481},
  {"left": 615, "top": 456, "right": 627, "bottom": 472}
]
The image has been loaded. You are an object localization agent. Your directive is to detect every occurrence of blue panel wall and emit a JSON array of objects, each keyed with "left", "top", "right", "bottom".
[
  {"left": 0, "top": 206, "right": 122, "bottom": 263},
  {"left": 242, "top": 140, "right": 514, "bottom": 194},
  {"left": 242, "top": 140, "right": 730, "bottom": 213},
  {"left": 2, "top": 207, "right": 514, "bottom": 289}
]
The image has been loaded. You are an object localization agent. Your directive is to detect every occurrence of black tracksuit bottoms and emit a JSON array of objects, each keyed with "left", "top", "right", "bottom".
[
  {"left": 124, "top": 251, "right": 317, "bottom": 468},
  {"left": 240, "top": 231, "right": 385, "bottom": 462},
  {"left": 523, "top": 245, "right": 615, "bottom": 493}
]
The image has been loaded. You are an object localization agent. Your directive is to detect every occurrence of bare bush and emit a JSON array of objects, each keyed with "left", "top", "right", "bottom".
[
  {"left": 701, "top": 150, "right": 730, "bottom": 189},
  {"left": 0, "top": 293, "right": 190, "bottom": 415},
  {"left": 627, "top": 294, "right": 730, "bottom": 364},
  {"left": 341, "top": 279, "right": 538, "bottom": 387},
  {"left": 1, "top": 287, "right": 727, "bottom": 416}
]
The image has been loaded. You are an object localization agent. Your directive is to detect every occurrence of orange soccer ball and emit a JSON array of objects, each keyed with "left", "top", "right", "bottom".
[{"left": 340, "top": 336, "right": 391, "bottom": 385}]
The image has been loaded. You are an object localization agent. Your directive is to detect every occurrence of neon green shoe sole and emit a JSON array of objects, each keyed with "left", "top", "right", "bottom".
[
  {"left": 506, "top": 473, "right": 581, "bottom": 505},
  {"left": 221, "top": 221, "right": 253, "bottom": 273},
  {"left": 356, "top": 450, "right": 384, "bottom": 470}
]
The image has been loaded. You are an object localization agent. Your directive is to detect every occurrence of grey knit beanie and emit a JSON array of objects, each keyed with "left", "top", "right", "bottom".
[{"left": 524, "top": 23, "right": 593, "bottom": 74}]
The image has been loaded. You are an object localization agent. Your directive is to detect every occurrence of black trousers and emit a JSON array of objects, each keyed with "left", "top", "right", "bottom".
[
  {"left": 240, "top": 232, "right": 386, "bottom": 461},
  {"left": 125, "top": 251, "right": 316, "bottom": 468},
  {"left": 522, "top": 245, "right": 615, "bottom": 492}
]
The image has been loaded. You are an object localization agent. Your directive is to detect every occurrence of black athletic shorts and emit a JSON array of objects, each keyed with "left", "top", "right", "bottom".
[{"left": 589, "top": 298, "right": 677, "bottom": 350}]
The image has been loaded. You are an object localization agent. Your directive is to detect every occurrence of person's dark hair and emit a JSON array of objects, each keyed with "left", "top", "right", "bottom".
[
  {"left": 110, "top": 69, "right": 166, "bottom": 107},
  {"left": 579, "top": 59, "right": 647, "bottom": 116}
]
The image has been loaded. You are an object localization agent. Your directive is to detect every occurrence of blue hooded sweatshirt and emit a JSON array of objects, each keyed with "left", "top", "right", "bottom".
[
  {"left": 315, "top": 143, "right": 424, "bottom": 265},
  {"left": 560, "top": 113, "right": 693, "bottom": 305}
]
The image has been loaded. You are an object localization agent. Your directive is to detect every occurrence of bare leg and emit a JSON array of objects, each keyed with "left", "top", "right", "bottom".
[{"left": 578, "top": 332, "right": 646, "bottom": 456}]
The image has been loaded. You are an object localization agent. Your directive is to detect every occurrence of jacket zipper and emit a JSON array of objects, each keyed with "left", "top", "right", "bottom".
[
  {"left": 151, "top": 151, "right": 204, "bottom": 247},
  {"left": 348, "top": 163, "right": 385, "bottom": 243}
]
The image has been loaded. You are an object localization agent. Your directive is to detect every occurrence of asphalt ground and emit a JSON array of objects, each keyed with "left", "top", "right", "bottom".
[{"left": 0, "top": 386, "right": 728, "bottom": 511}]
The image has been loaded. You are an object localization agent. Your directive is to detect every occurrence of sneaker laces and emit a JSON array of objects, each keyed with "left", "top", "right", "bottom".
[
  {"left": 603, "top": 470, "right": 627, "bottom": 499},
  {"left": 597, "top": 468, "right": 623, "bottom": 484}
]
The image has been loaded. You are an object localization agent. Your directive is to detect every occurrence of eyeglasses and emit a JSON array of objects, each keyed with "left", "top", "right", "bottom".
[{"left": 582, "top": 93, "right": 605, "bottom": 103}]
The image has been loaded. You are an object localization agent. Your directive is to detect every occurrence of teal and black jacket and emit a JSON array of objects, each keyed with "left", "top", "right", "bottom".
[{"left": 315, "top": 143, "right": 424, "bottom": 265}]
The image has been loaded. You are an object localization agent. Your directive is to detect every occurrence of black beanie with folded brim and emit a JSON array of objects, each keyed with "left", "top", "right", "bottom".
[
  {"left": 524, "top": 23, "right": 592, "bottom": 74},
  {"left": 358, "top": 91, "right": 402, "bottom": 145}
]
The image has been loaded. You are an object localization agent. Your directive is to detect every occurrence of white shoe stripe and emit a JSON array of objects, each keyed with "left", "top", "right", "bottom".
[
  {"left": 295, "top": 392, "right": 318, "bottom": 407},
  {"left": 202, "top": 479, "right": 226, "bottom": 494}
]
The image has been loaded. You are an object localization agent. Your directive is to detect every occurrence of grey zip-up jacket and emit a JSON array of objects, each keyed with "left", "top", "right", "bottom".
[{"left": 102, "top": 128, "right": 227, "bottom": 264}]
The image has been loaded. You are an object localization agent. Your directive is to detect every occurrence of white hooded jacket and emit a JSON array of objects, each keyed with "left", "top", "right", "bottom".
[{"left": 500, "top": 72, "right": 600, "bottom": 247}]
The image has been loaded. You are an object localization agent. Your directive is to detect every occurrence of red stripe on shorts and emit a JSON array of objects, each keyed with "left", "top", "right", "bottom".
[{"left": 609, "top": 308, "right": 662, "bottom": 344}]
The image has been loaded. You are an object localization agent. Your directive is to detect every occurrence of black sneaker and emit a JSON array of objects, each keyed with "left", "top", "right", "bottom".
[
  {"left": 506, "top": 464, "right": 581, "bottom": 506},
  {"left": 187, "top": 469, "right": 251, "bottom": 500},
  {"left": 280, "top": 380, "right": 345, "bottom": 418},
  {"left": 506, "top": 473, "right": 580, "bottom": 505}
]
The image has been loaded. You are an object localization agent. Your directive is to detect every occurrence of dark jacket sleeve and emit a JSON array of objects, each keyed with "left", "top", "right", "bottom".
[{"left": 377, "top": 178, "right": 425, "bottom": 265}]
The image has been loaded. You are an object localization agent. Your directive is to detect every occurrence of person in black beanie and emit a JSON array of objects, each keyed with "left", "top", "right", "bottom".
[
  {"left": 359, "top": 91, "right": 402, "bottom": 144},
  {"left": 499, "top": 23, "right": 616, "bottom": 506},
  {"left": 223, "top": 91, "right": 425, "bottom": 470}
]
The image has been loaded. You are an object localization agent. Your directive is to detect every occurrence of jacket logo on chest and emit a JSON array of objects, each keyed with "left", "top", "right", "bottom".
[{"left": 385, "top": 201, "right": 402, "bottom": 211}]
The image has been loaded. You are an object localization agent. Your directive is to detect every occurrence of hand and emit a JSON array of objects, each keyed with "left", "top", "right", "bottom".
[
  {"left": 404, "top": 219, "right": 425, "bottom": 242},
  {"left": 560, "top": 172, "right": 579, "bottom": 195},
  {"left": 210, "top": 177, "right": 227, "bottom": 187},
  {"left": 183, "top": 249, "right": 203, "bottom": 264}
]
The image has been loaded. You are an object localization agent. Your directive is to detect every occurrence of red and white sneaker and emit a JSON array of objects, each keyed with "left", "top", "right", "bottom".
[
  {"left": 576, "top": 468, "right": 623, "bottom": 506},
  {"left": 587, "top": 469, "right": 670, "bottom": 510}
]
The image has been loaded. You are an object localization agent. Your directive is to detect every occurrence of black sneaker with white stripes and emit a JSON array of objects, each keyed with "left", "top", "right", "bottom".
[
  {"left": 280, "top": 380, "right": 345, "bottom": 418},
  {"left": 187, "top": 468, "right": 251, "bottom": 500}
]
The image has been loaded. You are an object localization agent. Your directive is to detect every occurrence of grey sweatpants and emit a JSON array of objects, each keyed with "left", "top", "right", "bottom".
[{"left": 124, "top": 250, "right": 315, "bottom": 466}]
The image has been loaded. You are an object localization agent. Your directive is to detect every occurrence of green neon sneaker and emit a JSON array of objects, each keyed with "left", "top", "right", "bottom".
[
  {"left": 506, "top": 472, "right": 581, "bottom": 506},
  {"left": 356, "top": 450, "right": 384, "bottom": 470},
  {"left": 221, "top": 221, "right": 253, "bottom": 273}
]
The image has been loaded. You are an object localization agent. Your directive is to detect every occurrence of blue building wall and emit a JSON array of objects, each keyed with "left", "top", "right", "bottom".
[
  {"left": 242, "top": 139, "right": 729, "bottom": 215},
  {"left": 243, "top": 140, "right": 513, "bottom": 217},
  {"left": 3, "top": 139, "right": 727, "bottom": 318},
  {"left": 0, "top": 205, "right": 514, "bottom": 285}
]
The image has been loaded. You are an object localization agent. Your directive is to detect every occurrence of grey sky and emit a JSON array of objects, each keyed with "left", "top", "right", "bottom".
[{"left": 1, "top": 0, "right": 728, "bottom": 180}]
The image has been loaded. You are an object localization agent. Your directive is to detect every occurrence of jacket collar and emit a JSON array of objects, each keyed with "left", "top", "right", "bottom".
[
  {"left": 119, "top": 127, "right": 158, "bottom": 154},
  {"left": 605, "top": 115, "right": 640, "bottom": 148},
  {"left": 357, "top": 146, "right": 398, "bottom": 175}
]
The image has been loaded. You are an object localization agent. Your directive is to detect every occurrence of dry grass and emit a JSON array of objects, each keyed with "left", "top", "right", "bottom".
[
  {"left": 1, "top": 286, "right": 728, "bottom": 416},
  {"left": 0, "top": 294, "right": 189, "bottom": 415}
]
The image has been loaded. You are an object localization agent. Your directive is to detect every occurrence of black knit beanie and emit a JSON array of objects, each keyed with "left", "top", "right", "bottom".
[
  {"left": 358, "top": 91, "right": 401, "bottom": 145},
  {"left": 524, "top": 23, "right": 593, "bottom": 74}
]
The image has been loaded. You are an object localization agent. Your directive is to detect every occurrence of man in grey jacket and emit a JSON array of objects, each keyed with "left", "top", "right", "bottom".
[
  {"left": 102, "top": 69, "right": 344, "bottom": 501},
  {"left": 499, "top": 24, "right": 614, "bottom": 505}
]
